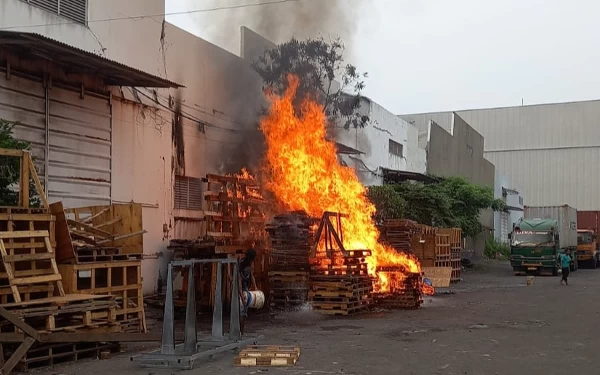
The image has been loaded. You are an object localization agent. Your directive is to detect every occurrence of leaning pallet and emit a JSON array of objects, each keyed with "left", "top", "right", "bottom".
[
  {"left": 58, "top": 261, "right": 146, "bottom": 333},
  {"left": 0, "top": 230, "right": 65, "bottom": 304}
]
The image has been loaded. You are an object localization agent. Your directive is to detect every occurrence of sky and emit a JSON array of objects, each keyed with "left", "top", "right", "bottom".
[{"left": 165, "top": 0, "right": 600, "bottom": 114}]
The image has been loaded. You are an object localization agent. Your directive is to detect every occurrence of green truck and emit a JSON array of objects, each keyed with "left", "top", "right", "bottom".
[{"left": 510, "top": 205, "right": 578, "bottom": 276}]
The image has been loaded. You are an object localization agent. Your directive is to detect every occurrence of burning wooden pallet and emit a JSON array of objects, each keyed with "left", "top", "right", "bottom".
[
  {"left": 234, "top": 345, "right": 301, "bottom": 367},
  {"left": 373, "top": 271, "right": 423, "bottom": 310},
  {"left": 267, "top": 212, "right": 318, "bottom": 309},
  {"left": 382, "top": 219, "right": 418, "bottom": 252}
]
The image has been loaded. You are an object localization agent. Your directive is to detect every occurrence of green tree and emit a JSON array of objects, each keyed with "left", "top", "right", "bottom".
[
  {"left": 252, "top": 37, "right": 369, "bottom": 129},
  {"left": 368, "top": 177, "right": 505, "bottom": 238},
  {"left": 366, "top": 185, "right": 406, "bottom": 225},
  {"left": 0, "top": 119, "right": 39, "bottom": 207}
]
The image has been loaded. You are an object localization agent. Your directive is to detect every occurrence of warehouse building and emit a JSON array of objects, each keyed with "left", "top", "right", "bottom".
[{"left": 401, "top": 99, "right": 600, "bottom": 210}]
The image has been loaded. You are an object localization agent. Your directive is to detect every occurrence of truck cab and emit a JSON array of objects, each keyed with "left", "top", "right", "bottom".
[
  {"left": 510, "top": 218, "right": 577, "bottom": 276},
  {"left": 576, "top": 229, "right": 599, "bottom": 268}
]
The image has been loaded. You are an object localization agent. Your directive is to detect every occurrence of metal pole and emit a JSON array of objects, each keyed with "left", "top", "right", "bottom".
[
  {"left": 211, "top": 263, "right": 223, "bottom": 341},
  {"left": 160, "top": 264, "right": 175, "bottom": 354},
  {"left": 184, "top": 265, "right": 197, "bottom": 353},
  {"left": 229, "top": 262, "right": 241, "bottom": 340}
]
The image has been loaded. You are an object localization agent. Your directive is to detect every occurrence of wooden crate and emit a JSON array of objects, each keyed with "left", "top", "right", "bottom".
[{"left": 58, "top": 261, "right": 145, "bottom": 333}]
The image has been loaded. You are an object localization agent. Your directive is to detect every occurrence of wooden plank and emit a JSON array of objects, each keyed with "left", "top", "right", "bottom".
[
  {"left": 0, "top": 230, "right": 49, "bottom": 239},
  {"left": 3, "top": 253, "right": 54, "bottom": 262},
  {"left": 96, "top": 230, "right": 146, "bottom": 245},
  {"left": 20, "top": 149, "right": 30, "bottom": 208},
  {"left": 0, "top": 239, "right": 21, "bottom": 303},
  {"left": 28, "top": 153, "right": 49, "bottom": 209},
  {"left": 67, "top": 219, "right": 113, "bottom": 238},
  {"left": 49, "top": 201, "right": 76, "bottom": 263},
  {"left": 0, "top": 336, "right": 36, "bottom": 375},
  {"left": 80, "top": 207, "right": 111, "bottom": 224},
  {"left": 45, "top": 236, "right": 66, "bottom": 296},
  {"left": 95, "top": 216, "right": 122, "bottom": 228},
  {"left": 12, "top": 273, "right": 62, "bottom": 286},
  {"left": 0, "top": 148, "right": 24, "bottom": 157},
  {"left": 0, "top": 213, "right": 54, "bottom": 221}
]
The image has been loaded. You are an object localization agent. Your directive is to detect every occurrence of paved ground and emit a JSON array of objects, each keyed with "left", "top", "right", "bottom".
[{"left": 34, "top": 261, "right": 600, "bottom": 375}]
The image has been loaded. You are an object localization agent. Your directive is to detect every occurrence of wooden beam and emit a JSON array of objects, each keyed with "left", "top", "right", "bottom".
[
  {"left": 97, "top": 230, "right": 147, "bottom": 244},
  {"left": 0, "top": 307, "right": 39, "bottom": 340},
  {"left": 80, "top": 207, "right": 110, "bottom": 224},
  {"left": 67, "top": 219, "right": 113, "bottom": 238},
  {"left": 12, "top": 273, "right": 62, "bottom": 286},
  {"left": 0, "top": 331, "right": 177, "bottom": 343},
  {"left": 28, "top": 153, "right": 48, "bottom": 209},
  {"left": 3, "top": 253, "right": 54, "bottom": 262},
  {"left": 20, "top": 150, "right": 30, "bottom": 208},
  {"left": 0, "top": 336, "right": 35, "bottom": 375},
  {"left": 0, "top": 230, "right": 49, "bottom": 239},
  {"left": 95, "top": 216, "right": 122, "bottom": 228},
  {"left": 0, "top": 149, "right": 23, "bottom": 157}
]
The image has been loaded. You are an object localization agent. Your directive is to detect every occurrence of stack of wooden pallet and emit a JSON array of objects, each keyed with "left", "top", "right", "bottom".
[
  {"left": 439, "top": 228, "right": 462, "bottom": 282},
  {"left": 234, "top": 345, "right": 301, "bottom": 367},
  {"left": 381, "top": 219, "right": 419, "bottom": 252},
  {"left": 373, "top": 270, "right": 423, "bottom": 310},
  {"left": 310, "top": 250, "right": 373, "bottom": 316},
  {"left": 0, "top": 149, "right": 124, "bottom": 374},
  {"left": 266, "top": 212, "right": 317, "bottom": 309},
  {"left": 50, "top": 202, "right": 147, "bottom": 333},
  {"left": 308, "top": 275, "right": 373, "bottom": 316}
]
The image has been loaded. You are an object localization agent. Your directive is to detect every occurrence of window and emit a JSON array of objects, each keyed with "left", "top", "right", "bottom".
[
  {"left": 388, "top": 139, "right": 404, "bottom": 157},
  {"left": 21, "top": 0, "right": 88, "bottom": 25},
  {"left": 174, "top": 175, "right": 203, "bottom": 210}
]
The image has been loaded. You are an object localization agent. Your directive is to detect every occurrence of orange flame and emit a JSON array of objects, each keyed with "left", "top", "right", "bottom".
[{"left": 260, "top": 75, "right": 420, "bottom": 292}]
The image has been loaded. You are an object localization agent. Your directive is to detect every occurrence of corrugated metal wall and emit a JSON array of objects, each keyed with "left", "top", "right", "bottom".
[
  {"left": 0, "top": 72, "right": 111, "bottom": 208},
  {"left": 48, "top": 86, "right": 111, "bottom": 207},
  {"left": 577, "top": 211, "right": 600, "bottom": 232},
  {"left": 0, "top": 73, "right": 46, "bottom": 172}
]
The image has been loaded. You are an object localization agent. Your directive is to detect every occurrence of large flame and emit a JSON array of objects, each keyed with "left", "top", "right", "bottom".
[{"left": 260, "top": 75, "right": 420, "bottom": 291}]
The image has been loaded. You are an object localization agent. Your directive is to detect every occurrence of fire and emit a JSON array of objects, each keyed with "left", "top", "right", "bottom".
[{"left": 259, "top": 75, "right": 420, "bottom": 292}]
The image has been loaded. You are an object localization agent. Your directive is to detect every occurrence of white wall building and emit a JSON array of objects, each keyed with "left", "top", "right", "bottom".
[
  {"left": 494, "top": 172, "right": 524, "bottom": 243},
  {"left": 336, "top": 97, "right": 426, "bottom": 186},
  {"left": 1, "top": 0, "right": 266, "bottom": 293}
]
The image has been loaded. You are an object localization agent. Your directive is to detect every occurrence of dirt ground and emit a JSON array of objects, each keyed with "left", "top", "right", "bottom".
[{"left": 32, "top": 260, "right": 599, "bottom": 375}]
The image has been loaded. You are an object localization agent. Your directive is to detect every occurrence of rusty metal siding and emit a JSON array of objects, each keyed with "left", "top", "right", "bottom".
[
  {"left": 577, "top": 211, "right": 600, "bottom": 232},
  {"left": 48, "top": 85, "right": 111, "bottom": 207}
]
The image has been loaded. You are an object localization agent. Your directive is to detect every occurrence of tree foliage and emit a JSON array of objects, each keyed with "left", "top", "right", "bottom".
[
  {"left": 367, "top": 177, "right": 505, "bottom": 238},
  {"left": 0, "top": 119, "right": 39, "bottom": 207},
  {"left": 252, "top": 37, "right": 369, "bottom": 129}
]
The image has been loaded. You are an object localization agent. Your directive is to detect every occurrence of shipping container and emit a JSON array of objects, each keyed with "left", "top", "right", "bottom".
[
  {"left": 577, "top": 211, "right": 600, "bottom": 232},
  {"left": 524, "top": 205, "right": 577, "bottom": 249}
]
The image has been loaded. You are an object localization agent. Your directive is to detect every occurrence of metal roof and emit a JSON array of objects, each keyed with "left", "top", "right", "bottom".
[
  {"left": 0, "top": 31, "right": 183, "bottom": 88},
  {"left": 380, "top": 168, "right": 440, "bottom": 184},
  {"left": 335, "top": 142, "right": 364, "bottom": 155}
]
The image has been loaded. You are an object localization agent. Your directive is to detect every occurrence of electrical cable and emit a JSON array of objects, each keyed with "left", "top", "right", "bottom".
[{"left": 0, "top": 0, "right": 339, "bottom": 30}]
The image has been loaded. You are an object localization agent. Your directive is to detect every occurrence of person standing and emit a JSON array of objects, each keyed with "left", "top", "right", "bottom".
[
  {"left": 559, "top": 249, "right": 572, "bottom": 286},
  {"left": 238, "top": 243, "right": 257, "bottom": 335}
]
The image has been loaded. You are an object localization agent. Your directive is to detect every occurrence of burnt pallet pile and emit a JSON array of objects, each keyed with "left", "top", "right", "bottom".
[
  {"left": 266, "top": 212, "right": 317, "bottom": 309},
  {"left": 373, "top": 270, "right": 423, "bottom": 310},
  {"left": 382, "top": 219, "right": 419, "bottom": 253}
]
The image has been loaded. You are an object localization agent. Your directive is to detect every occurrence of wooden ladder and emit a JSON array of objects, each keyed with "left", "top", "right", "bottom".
[{"left": 0, "top": 230, "right": 65, "bottom": 303}]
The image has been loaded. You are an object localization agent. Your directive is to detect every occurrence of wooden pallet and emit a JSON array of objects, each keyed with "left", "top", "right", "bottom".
[
  {"left": 58, "top": 261, "right": 146, "bottom": 333},
  {"left": 0, "top": 294, "right": 118, "bottom": 333},
  {"left": 0, "top": 230, "right": 65, "bottom": 304},
  {"left": 4, "top": 341, "right": 120, "bottom": 371},
  {"left": 235, "top": 345, "right": 300, "bottom": 367}
]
